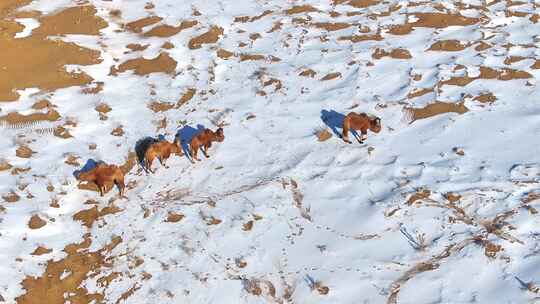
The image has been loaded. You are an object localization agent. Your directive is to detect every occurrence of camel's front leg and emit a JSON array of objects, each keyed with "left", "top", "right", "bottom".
[
  {"left": 145, "top": 158, "right": 154, "bottom": 174},
  {"left": 359, "top": 129, "right": 368, "bottom": 143},
  {"left": 203, "top": 144, "right": 210, "bottom": 158},
  {"left": 190, "top": 145, "right": 200, "bottom": 162},
  {"left": 158, "top": 156, "right": 170, "bottom": 169}
]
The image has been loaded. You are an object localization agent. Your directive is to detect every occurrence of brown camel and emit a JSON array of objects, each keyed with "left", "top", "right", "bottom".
[
  {"left": 189, "top": 128, "right": 224, "bottom": 163},
  {"left": 342, "top": 112, "right": 381, "bottom": 144},
  {"left": 77, "top": 163, "right": 126, "bottom": 197},
  {"left": 144, "top": 137, "right": 183, "bottom": 173}
]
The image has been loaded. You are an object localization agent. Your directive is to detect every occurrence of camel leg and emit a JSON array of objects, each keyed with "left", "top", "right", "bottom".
[
  {"left": 158, "top": 156, "right": 169, "bottom": 168},
  {"left": 357, "top": 129, "right": 367, "bottom": 144},
  {"left": 342, "top": 117, "right": 353, "bottom": 144},
  {"left": 194, "top": 147, "right": 201, "bottom": 161},
  {"left": 115, "top": 178, "right": 126, "bottom": 198},
  {"left": 146, "top": 158, "right": 155, "bottom": 173},
  {"left": 203, "top": 144, "right": 210, "bottom": 158},
  {"left": 350, "top": 131, "right": 362, "bottom": 144},
  {"left": 141, "top": 161, "right": 149, "bottom": 174},
  {"left": 189, "top": 145, "right": 196, "bottom": 164},
  {"left": 144, "top": 158, "right": 150, "bottom": 174},
  {"left": 98, "top": 184, "right": 105, "bottom": 197},
  {"left": 191, "top": 145, "right": 201, "bottom": 162},
  {"left": 161, "top": 156, "right": 170, "bottom": 169}
]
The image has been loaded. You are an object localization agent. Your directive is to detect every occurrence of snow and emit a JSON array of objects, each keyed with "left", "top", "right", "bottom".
[
  {"left": 13, "top": 18, "right": 40, "bottom": 39},
  {"left": 1, "top": 0, "right": 540, "bottom": 303}
]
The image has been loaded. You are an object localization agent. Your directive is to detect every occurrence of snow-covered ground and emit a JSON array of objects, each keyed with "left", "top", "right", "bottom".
[{"left": 1, "top": 0, "right": 540, "bottom": 303}]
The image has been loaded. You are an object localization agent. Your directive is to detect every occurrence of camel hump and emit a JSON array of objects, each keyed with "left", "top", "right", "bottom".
[{"left": 348, "top": 112, "right": 368, "bottom": 119}]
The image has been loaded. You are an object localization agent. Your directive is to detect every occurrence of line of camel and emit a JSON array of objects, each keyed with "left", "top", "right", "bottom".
[{"left": 75, "top": 111, "right": 382, "bottom": 198}]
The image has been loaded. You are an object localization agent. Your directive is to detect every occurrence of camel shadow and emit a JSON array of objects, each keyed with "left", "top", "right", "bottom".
[
  {"left": 176, "top": 124, "right": 205, "bottom": 162},
  {"left": 135, "top": 137, "right": 159, "bottom": 168},
  {"left": 73, "top": 158, "right": 104, "bottom": 179},
  {"left": 320, "top": 109, "right": 360, "bottom": 142}
]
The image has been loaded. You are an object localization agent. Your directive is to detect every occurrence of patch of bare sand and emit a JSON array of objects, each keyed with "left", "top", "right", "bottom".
[
  {"left": 16, "top": 234, "right": 122, "bottom": 304},
  {"left": 217, "top": 49, "right": 234, "bottom": 59},
  {"left": 387, "top": 23, "right": 413, "bottom": 35},
  {"left": 166, "top": 212, "right": 185, "bottom": 223},
  {"left": 372, "top": 48, "right": 412, "bottom": 59},
  {"left": 407, "top": 88, "right": 434, "bottom": 99},
  {"left": 404, "top": 102, "right": 469, "bottom": 122},
  {"left": 530, "top": 60, "right": 540, "bottom": 69},
  {"left": 2, "top": 190, "right": 20, "bottom": 202},
  {"left": 28, "top": 214, "right": 46, "bottom": 229},
  {"left": 188, "top": 26, "right": 224, "bottom": 49},
  {"left": 267, "top": 21, "right": 283, "bottom": 33},
  {"left": 333, "top": 0, "right": 379, "bottom": 8},
  {"left": 321, "top": 72, "right": 342, "bottom": 81},
  {"left": 0, "top": 0, "right": 32, "bottom": 17},
  {"left": 73, "top": 205, "right": 122, "bottom": 228},
  {"left": 126, "top": 43, "right": 149, "bottom": 52},
  {"left": 474, "top": 92, "right": 497, "bottom": 104},
  {"left": 81, "top": 81, "right": 104, "bottom": 94},
  {"left": 475, "top": 41, "right": 492, "bottom": 51},
  {"left": 284, "top": 5, "right": 319, "bottom": 15},
  {"left": 0, "top": 109, "right": 60, "bottom": 126},
  {"left": 143, "top": 20, "right": 197, "bottom": 37},
  {"left": 16, "top": 145, "right": 34, "bottom": 158},
  {"left": 235, "top": 10, "right": 273, "bottom": 23},
  {"left": 177, "top": 88, "right": 197, "bottom": 107},
  {"left": 338, "top": 32, "right": 382, "bottom": 42},
  {"left": 406, "top": 189, "right": 431, "bottom": 205},
  {"left": 161, "top": 42, "right": 174, "bottom": 49},
  {"left": 111, "top": 126, "right": 124, "bottom": 137},
  {"left": 299, "top": 69, "right": 317, "bottom": 78},
  {"left": 31, "top": 246, "right": 52, "bottom": 256},
  {"left": 440, "top": 67, "right": 532, "bottom": 87},
  {"left": 312, "top": 22, "right": 351, "bottom": 31},
  {"left": 0, "top": 160, "right": 13, "bottom": 172},
  {"left": 125, "top": 16, "right": 162, "bottom": 33},
  {"left": 0, "top": 5, "right": 106, "bottom": 101},
  {"left": 240, "top": 54, "right": 265, "bottom": 61},
  {"left": 111, "top": 52, "right": 177, "bottom": 76},
  {"left": 148, "top": 101, "right": 174, "bottom": 113},
  {"left": 428, "top": 40, "right": 468, "bottom": 51},
  {"left": 504, "top": 56, "right": 527, "bottom": 65},
  {"left": 32, "top": 6, "right": 107, "bottom": 36},
  {"left": 411, "top": 13, "right": 479, "bottom": 28}
]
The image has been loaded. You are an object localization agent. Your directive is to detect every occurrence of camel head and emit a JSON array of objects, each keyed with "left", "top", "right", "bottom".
[
  {"left": 214, "top": 127, "right": 225, "bottom": 142},
  {"left": 369, "top": 117, "right": 382, "bottom": 133}
]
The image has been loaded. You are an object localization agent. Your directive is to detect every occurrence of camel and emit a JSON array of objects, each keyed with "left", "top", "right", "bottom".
[
  {"left": 144, "top": 137, "right": 183, "bottom": 173},
  {"left": 189, "top": 127, "right": 224, "bottom": 163},
  {"left": 77, "top": 163, "right": 126, "bottom": 197},
  {"left": 342, "top": 112, "right": 381, "bottom": 144}
]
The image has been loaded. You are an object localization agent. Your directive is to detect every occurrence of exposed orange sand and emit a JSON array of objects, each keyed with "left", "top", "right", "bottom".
[{"left": 0, "top": 5, "right": 106, "bottom": 101}]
